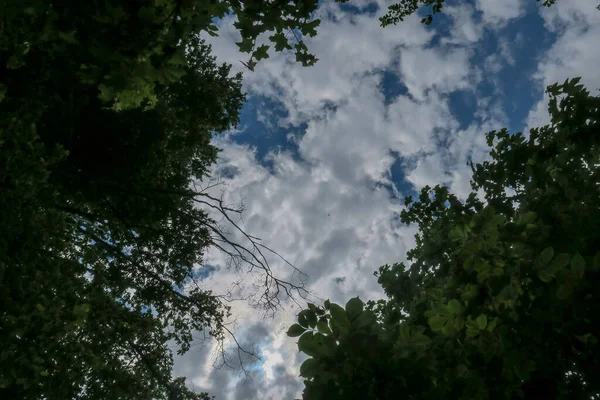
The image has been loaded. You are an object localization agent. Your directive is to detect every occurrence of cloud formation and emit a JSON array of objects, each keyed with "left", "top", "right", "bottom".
[{"left": 174, "top": 1, "right": 600, "bottom": 398}]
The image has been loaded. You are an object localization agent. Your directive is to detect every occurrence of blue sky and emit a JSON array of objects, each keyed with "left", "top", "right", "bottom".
[{"left": 175, "top": 1, "right": 600, "bottom": 398}]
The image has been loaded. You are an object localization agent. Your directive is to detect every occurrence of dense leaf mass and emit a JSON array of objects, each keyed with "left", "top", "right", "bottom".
[
  {"left": 0, "top": 0, "right": 301, "bottom": 398},
  {"left": 291, "top": 79, "right": 600, "bottom": 400}
]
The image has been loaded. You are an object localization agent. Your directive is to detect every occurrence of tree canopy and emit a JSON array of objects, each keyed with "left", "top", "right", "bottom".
[
  {"left": 289, "top": 79, "right": 600, "bottom": 400},
  {"left": 379, "top": 0, "right": 557, "bottom": 26},
  {"left": 1, "top": 0, "right": 322, "bottom": 398}
]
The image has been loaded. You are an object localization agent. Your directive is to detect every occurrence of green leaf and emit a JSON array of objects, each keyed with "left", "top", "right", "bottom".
[
  {"left": 466, "top": 328, "right": 479, "bottom": 338},
  {"left": 269, "top": 32, "right": 291, "bottom": 51},
  {"left": 330, "top": 317, "right": 348, "bottom": 339},
  {"left": 428, "top": 316, "right": 446, "bottom": 331},
  {"left": 300, "top": 19, "right": 321, "bottom": 37},
  {"left": 287, "top": 324, "right": 306, "bottom": 337},
  {"left": 317, "top": 317, "right": 331, "bottom": 335},
  {"left": 324, "top": 299, "right": 331, "bottom": 310},
  {"left": 298, "top": 310, "right": 309, "bottom": 328},
  {"left": 305, "top": 310, "right": 317, "bottom": 328},
  {"left": 329, "top": 303, "right": 349, "bottom": 327},
  {"left": 299, "top": 358, "right": 320, "bottom": 378},
  {"left": 539, "top": 247, "right": 554, "bottom": 266},
  {"left": 476, "top": 314, "right": 487, "bottom": 330},
  {"left": 351, "top": 310, "right": 375, "bottom": 331},
  {"left": 345, "top": 297, "right": 363, "bottom": 321},
  {"left": 571, "top": 253, "right": 585, "bottom": 279},
  {"left": 253, "top": 44, "right": 270, "bottom": 61},
  {"left": 297, "top": 332, "right": 318, "bottom": 357},
  {"left": 454, "top": 317, "right": 465, "bottom": 330},
  {"left": 448, "top": 299, "right": 462, "bottom": 315},
  {"left": 40, "top": 370, "right": 49, "bottom": 377},
  {"left": 235, "top": 37, "right": 254, "bottom": 53}
]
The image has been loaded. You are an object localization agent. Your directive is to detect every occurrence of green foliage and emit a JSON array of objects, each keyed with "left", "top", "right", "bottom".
[
  {"left": 1, "top": 0, "right": 340, "bottom": 112},
  {"left": 380, "top": 0, "right": 557, "bottom": 26},
  {"left": 0, "top": 0, "right": 309, "bottom": 393},
  {"left": 291, "top": 79, "right": 600, "bottom": 399},
  {"left": 0, "top": 30, "right": 243, "bottom": 398}
]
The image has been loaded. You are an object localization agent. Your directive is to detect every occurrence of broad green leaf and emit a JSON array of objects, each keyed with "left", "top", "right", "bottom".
[
  {"left": 298, "top": 310, "right": 310, "bottom": 328},
  {"left": 351, "top": 310, "right": 375, "bottom": 331},
  {"left": 330, "top": 317, "right": 348, "bottom": 339},
  {"left": 297, "top": 332, "right": 319, "bottom": 357},
  {"left": 476, "top": 314, "right": 487, "bottom": 330},
  {"left": 466, "top": 328, "right": 479, "bottom": 338},
  {"left": 454, "top": 317, "right": 465, "bottom": 331},
  {"left": 448, "top": 299, "right": 462, "bottom": 315},
  {"left": 428, "top": 316, "right": 446, "bottom": 331},
  {"left": 287, "top": 324, "right": 306, "bottom": 337},
  {"left": 539, "top": 247, "right": 554, "bottom": 266},
  {"left": 345, "top": 297, "right": 363, "bottom": 321},
  {"left": 317, "top": 317, "right": 331, "bottom": 335},
  {"left": 313, "top": 333, "right": 336, "bottom": 357},
  {"left": 305, "top": 310, "right": 317, "bottom": 328},
  {"left": 329, "top": 303, "right": 349, "bottom": 327},
  {"left": 299, "top": 358, "right": 320, "bottom": 378}
]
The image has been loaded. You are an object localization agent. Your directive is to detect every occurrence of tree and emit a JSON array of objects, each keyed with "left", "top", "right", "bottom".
[
  {"left": 289, "top": 78, "right": 600, "bottom": 400},
  {"left": 1, "top": 1, "right": 321, "bottom": 398},
  {"left": 1, "top": 0, "right": 349, "bottom": 112},
  {"left": 380, "top": 0, "right": 557, "bottom": 26}
]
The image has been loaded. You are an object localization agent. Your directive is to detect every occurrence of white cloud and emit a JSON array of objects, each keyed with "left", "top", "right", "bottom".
[
  {"left": 442, "top": 3, "right": 485, "bottom": 45},
  {"left": 175, "top": 1, "right": 540, "bottom": 398},
  {"left": 527, "top": 0, "right": 600, "bottom": 129},
  {"left": 397, "top": 46, "right": 476, "bottom": 101},
  {"left": 476, "top": 0, "right": 526, "bottom": 27}
]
